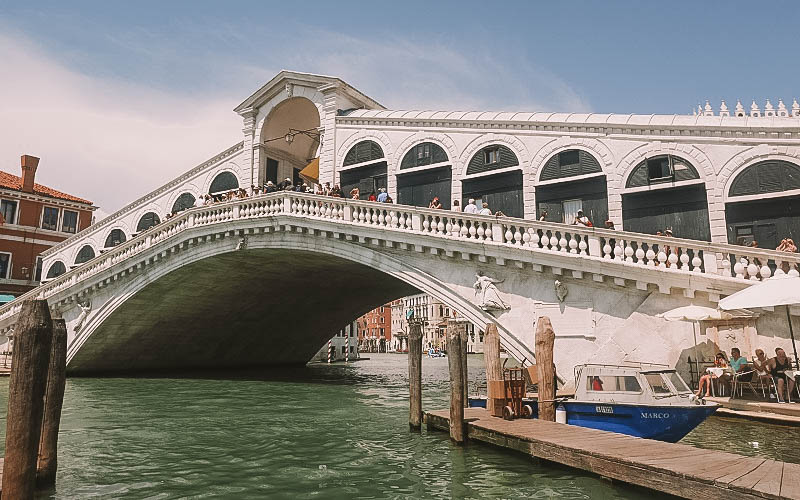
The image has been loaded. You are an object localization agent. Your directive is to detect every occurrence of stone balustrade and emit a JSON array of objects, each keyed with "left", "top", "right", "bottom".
[{"left": 1, "top": 192, "right": 798, "bottom": 325}]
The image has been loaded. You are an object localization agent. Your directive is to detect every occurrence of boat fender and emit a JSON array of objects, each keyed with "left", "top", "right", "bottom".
[{"left": 555, "top": 403, "right": 567, "bottom": 424}]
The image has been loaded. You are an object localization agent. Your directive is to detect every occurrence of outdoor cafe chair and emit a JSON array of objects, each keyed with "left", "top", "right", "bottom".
[{"left": 731, "top": 369, "right": 778, "bottom": 401}]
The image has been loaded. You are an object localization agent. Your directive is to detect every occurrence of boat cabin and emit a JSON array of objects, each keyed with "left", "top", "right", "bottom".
[{"left": 573, "top": 363, "right": 693, "bottom": 405}]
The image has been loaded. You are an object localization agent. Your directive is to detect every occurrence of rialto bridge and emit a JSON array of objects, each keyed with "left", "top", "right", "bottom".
[{"left": 2, "top": 71, "right": 800, "bottom": 383}]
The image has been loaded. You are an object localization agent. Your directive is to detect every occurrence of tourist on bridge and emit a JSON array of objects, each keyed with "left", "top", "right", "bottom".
[
  {"left": 605, "top": 220, "right": 615, "bottom": 230},
  {"left": 573, "top": 210, "right": 592, "bottom": 227},
  {"left": 349, "top": 187, "right": 360, "bottom": 199},
  {"left": 478, "top": 202, "right": 491, "bottom": 216},
  {"left": 451, "top": 199, "right": 461, "bottom": 211},
  {"left": 429, "top": 197, "right": 442, "bottom": 209},
  {"left": 368, "top": 192, "right": 377, "bottom": 201},
  {"left": 331, "top": 185, "right": 343, "bottom": 197},
  {"left": 464, "top": 198, "right": 478, "bottom": 214},
  {"left": 384, "top": 195, "right": 393, "bottom": 203},
  {"left": 539, "top": 209, "right": 548, "bottom": 221},
  {"left": 377, "top": 188, "right": 388, "bottom": 202}
]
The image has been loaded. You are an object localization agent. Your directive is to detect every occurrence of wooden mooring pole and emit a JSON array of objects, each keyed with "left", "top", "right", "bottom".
[
  {"left": 483, "top": 323, "right": 503, "bottom": 417},
  {"left": 461, "top": 326, "right": 468, "bottom": 407},
  {"left": 408, "top": 320, "right": 423, "bottom": 431},
  {"left": 535, "top": 316, "right": 556, "bottom": 422},
  {"left": 447, "top": 320, "right": 465, "bottom": 444},
  {"left": 3, "top": 299, "right": 54, "bottom": 499},
  {"left": 36, "top": 318, "right": 67, "bottom": 488}
]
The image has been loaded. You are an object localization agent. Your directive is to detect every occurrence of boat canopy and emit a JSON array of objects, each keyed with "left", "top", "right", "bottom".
[{"left": 573, "top": 363, "right": 694, "bottom": 405}]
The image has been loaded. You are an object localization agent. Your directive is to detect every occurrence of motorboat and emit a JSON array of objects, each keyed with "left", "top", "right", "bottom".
[
  {"left": 427, "top": 348, "right": 446, "bottom": 358},
  {"left": 469, "top": 363, "right": 718, "bottom": 443}
]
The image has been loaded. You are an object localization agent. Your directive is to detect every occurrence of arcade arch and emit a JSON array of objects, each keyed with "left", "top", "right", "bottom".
[
  {"left": 46, "top": 261, "right": 66, "bottom": 279},
  {"left": 74, "top": 245, "right": 96, "bottom": 265},
  {"left": 340, "top": 140, "right": 387, "bottom": 200},
  {"left": 622, "top": 155, "right": 710, "bottom": 241},
  {"left": 171, "top": 193, "right": 196, "bottom": 214},
  {"left": 258, "top": 97, "right": 321, "bottom": 187},
  {"left": 725, "top": 159, "right": 800, "bottom": 249},
  {"left": 136, "top": 212, "right": 161, "bottom": 233},
  {"left": 104, "top": 229, "right": 127, "bottom": 249},
  {"left": 536, "top": 149, "right": 607, "bottom": 225},
  {"left": 462, "top": 145, "right": 522, "bottom": 217},
  {"left": 397, "top": 142, "right": 452, "bottom": 209}
]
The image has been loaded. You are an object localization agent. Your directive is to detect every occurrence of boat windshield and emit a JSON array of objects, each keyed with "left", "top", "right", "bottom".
[
  {"left": 585, "top": 375, "right": 642, "bottom": 392},
  {"left": 666, "top": 371, "right": 691, "bottom": 393},
  {"left": 643, "top": 373, "right": 673, "bottom": 395}
]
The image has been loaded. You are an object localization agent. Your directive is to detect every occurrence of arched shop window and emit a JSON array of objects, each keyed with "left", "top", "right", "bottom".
[
  {"left": 728, "top": 160, "right": 800, "bottom": 197},
  {"left": 343, "top": 140, "right": 384, "bottom": 166},
  {"left": 341, "top": 141, "right": 388, "bottom": 201},
  {"left": 74, "top": 245, "right": 95, "bottom": 265},
  {"left": 46, "top": 261, "right": 66, "bottom": 279},
  {"left": 171, "top": 193, "right": 196, "bottom": 214},
  {"left": 540, "top": 149, "right": 602, "bottom": 182},
  {"left": 466, "top": 145, "right": 519, "bottom": 175},
  {"left": 104, "top": 229, "right": 126, "bottom": 248},
  {"left": 136, "top": 212, "right": 161, "bottom": 232},
  {"left": 401, "top": 142, "right": 448, "bottom": 169},
  {"left": 626, "top": 155, "right": 700, "bottom": 188},
  {"left": 209, "top": 172, "right": 239, "bottom": 195}
]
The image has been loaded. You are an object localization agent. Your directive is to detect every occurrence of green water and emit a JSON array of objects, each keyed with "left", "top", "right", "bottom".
[{"left": 0, "top": 353, "right": 796, "bottom": 499}]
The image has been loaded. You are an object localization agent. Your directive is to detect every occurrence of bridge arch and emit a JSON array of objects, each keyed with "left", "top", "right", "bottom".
[
  {"left": 66, "top": 229, "right": 534, "bottom": 372},
  {"left": 337, "top": 134, "right": 392, "bottom": 201}
]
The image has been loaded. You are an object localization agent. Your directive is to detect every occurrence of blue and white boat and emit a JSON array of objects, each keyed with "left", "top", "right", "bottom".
[
  {"left": 469, "top": 363, "right": 718, "bottom": 443},
  {"left": 428, "top": 348, "right": 446, "bottom": 358}
]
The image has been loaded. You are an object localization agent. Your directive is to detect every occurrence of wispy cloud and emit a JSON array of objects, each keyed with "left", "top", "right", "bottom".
[
  {"left": 0, "top": 30, "right": 242, "bottom": 217},
  {"left": 0, "top": 23, "right": 590, "bottom": 215}
]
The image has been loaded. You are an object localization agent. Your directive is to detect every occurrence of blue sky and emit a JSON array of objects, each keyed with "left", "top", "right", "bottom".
[{"left": 1, "top": 0, "right": 798, "bottom": 213}]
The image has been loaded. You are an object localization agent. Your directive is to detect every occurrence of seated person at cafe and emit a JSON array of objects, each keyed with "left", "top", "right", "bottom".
[
  {"left": 769, "top": 347, "right": 796, "bottom": 401},
  {"left": 696, "top": 352, "right": 728, "bottom": 398},
  {"left": 729, "top": 348, "right": 750, "bottom": 381},
  {"left": 752, "top": 349, "right": 773, "bottom": 382}
]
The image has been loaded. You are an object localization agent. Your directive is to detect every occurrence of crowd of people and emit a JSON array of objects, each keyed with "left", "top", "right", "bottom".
[{"left": 695, "top": 347, "right": 797, "bottom": 402}]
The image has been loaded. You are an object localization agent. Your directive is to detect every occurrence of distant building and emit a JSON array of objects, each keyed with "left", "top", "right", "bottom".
[
  {"left": 0, "top": 155, "right": 95, "bottom": 298},
  {"left": 399, "top": 293, "right": 482, "bottom": 352},
  {"left": 313, "top": 320, "right": 359, "bottom": 362},
  {"left": 390, "top": 299, "right": 406, "bottom": 352},
  {"left": 357, "top": 303, "right": 392, "bottom": 352}
]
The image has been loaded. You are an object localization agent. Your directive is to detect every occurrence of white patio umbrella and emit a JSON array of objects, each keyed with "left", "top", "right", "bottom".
[
  {"left": 657, "top": 305, "right": 734, "bottom": 382},
  {"left": 719, "top": 275, "right": 800, "bottom": 370}
]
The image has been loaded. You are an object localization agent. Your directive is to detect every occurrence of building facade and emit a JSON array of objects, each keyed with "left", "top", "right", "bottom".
[
  {"left": 357, "top": 303, "right": 392, "bottom": 352},
  {"left": 313, "top": 320, "right": 359, "bottom": 362},
  {"left": 389, "top": 299, "right": 406, "bottom": 352},
  {"left": 0, "top": 155, "right": 95, "bottom": 297},
  {"left": 398, "top": 293, "right": 482, "bottom": 353}
]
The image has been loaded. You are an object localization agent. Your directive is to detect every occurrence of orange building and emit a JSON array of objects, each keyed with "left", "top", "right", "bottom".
[
  {"left": 357, "top": 302, "right": 392, "bottom": 352},
  {"left": 0, "top": 155, "right": 95, "bottom": 298}
]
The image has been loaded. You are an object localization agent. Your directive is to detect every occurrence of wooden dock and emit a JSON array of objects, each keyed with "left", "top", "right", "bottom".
[{"left": 425, "top": 408, "right": 800, "bottom": 500}]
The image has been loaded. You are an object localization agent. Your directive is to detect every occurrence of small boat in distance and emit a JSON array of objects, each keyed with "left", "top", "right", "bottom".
[
  {"left": 427, "top": 348, "right": 446, "bottom": 358},
  {"left": 469, "top": 362, "right": 717, "bottom": 443}
]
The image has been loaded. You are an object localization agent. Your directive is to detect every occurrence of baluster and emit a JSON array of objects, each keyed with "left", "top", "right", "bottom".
[
  {"left": 568, "top": 234, "right": 578, "bottom": 254},
  {"left": 549, "top": 234, "right": 559, "bottom": 251},
  {"left": 422, "top": 217, "right": 430, "bottom": 233},
  {"left": 436, "top": 217, "right": 445, "bottom": 234},
  {"left": 398, "top": 213, "right": 406, "bottom": 229},
  {"left": 513, "top": 228, "right": 522, "bottom": 246},
  {"left": 473, "top": 223, "right": 482, "bottom": 240},
  {"left": 747, "top": 260, "right": 759, "bottom": 281},
  {"left": 645, "top": 247, "right": 656, "bottom": 266},
  {"left": 484, "top": 224, "right": 492, "bottom": 240},
  {"left": 530, "top": 229, "right": 541, "bottom": 248},
  {"left": 679, "top": 253, "right": 690, "bottom": 271},
  {"left": 504, "top": 227, "right": 513, "bottom": 243},
  {"left": 626, "top": 244, "right": 636, "bottom": 263},
  {"left": 759, "top": 265, "right": 772, "bottom": 280},
  {"left": 578, "top": 237, "right": 588, "bottom": 256},
  {"left": 522, "top": 228, "right": 531, "bottom": 246},
  {"left": 733, "top": 259, "right": 745, "bottom": 279},
  {"left": 558, "top": 234, "right": 568, "bottom": 252},
  {"left": 657, "top": 250, "right": 667, "bottom": 268}
]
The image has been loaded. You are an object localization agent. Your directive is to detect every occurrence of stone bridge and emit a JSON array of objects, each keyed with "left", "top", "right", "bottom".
[{"left": 1, "top": 192, "right": 798, "bottom": 383}]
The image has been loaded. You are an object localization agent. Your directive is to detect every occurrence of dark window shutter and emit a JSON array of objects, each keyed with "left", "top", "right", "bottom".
[
  {"left": 541, "top": 150, "right": 602, "bottom": 182},
  {"left": 729, "top": 160, "right": 800, "bottom": 197},
  {"left": 401, "top": 142, "right": 448, "bottom": 169},
  {"left": 209, "top": 172, "right": 239, "bottom": 194},
  {"left": 467, "top": 145, "right": 519, "bottom": 175},
  {"left": 626, "top": 155, "right": 699, "bottom": 188},
  {"left": 344, "top": 141, "right": 385, "bottom": 166}
]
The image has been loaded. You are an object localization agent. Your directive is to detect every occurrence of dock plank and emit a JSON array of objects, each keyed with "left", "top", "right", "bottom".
[{"left": 425, "top": 408, "right": 794, "bottom": 500}]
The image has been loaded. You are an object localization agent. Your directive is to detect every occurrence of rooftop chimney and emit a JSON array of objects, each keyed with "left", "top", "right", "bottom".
[{"left": 20, "top": 154, "right": 39, "bottom": 193}]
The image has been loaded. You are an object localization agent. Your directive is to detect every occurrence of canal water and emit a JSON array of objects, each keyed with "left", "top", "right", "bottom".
[{"left": 0, "top": 353, "right": 797, "bottom": 499}]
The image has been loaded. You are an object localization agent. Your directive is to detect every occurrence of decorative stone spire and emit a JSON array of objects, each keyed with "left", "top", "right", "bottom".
[
  {"left": 735, "top": 100, "right": 746, "bottom": 117},
  {"left": 793, "top": 99, "right": 800, "bottom": 117},
  {"left": 697, "top": 104, "right": 703, "bottom": 115},
  {"left": 703, "top": 100, "right": 714, "bottom": 116},
  {"left": 719, "top": 100, "right": 730, "bottom": 117},
  {"left": 778, "top": 99, "right": 789, "bottom": 117},
  {"left": 750, "top": 100, "right": 761, "bottom": 117},
  {"left": 764, "top": 99, "right": 775, "bottom": 117}
]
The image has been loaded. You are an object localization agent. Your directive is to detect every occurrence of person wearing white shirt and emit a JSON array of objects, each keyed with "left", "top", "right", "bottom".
[
  {"left": 451, "top": 200, "right": 461, "bottom": 212},
  {"left": 478, "top": 202, "right": 492, "bottom": 216},
  {"left": 464, "top": 198, "right": 478, "bottom": 214}
]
